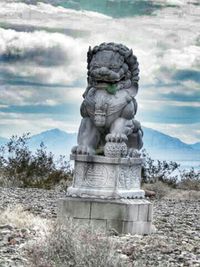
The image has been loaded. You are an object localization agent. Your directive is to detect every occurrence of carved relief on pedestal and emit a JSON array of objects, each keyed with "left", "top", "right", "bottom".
[
  {"left": 84, "top": 164, "right": 108, "bottom": 187},
  {"left": 73, "top": 162, "right": 85, "bottom": 187},
  {"left": 74, "top": 162, "right": 116, "bottom": 189},
  {"left": 118, "top": 165, "right": 141, "bottom": 189}
]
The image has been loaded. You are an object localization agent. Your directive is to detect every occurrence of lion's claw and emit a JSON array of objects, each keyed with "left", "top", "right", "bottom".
[{"left": 106, "top": 133, "right": 128, "bottom": 143}]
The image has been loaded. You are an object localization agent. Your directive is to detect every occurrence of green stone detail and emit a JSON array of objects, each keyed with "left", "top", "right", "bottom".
[{"left": 106, "top": 84, "right": 118, "bottom": 94}]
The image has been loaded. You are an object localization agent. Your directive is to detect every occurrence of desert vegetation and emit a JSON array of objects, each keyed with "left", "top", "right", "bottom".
[
  {"left": 0, "top": 134, "right": 199, "bottom": 193},
  {"left": 0, "top": 134, "right": 200, "bottom": 267},
  {"left": 0, "top": 187, "right": 199, "bottom": 267},
  {"left": 0, "top": 133, "right": 72, "bottom": 189},
  {"left": 141, "top": 150, "right": 200, "bottom": 198}
]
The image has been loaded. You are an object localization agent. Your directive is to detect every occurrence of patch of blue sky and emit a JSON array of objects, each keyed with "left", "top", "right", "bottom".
[
  {"left": 58, "top": 0, "right": 163, "bottom": 18},
  {"left": 173, "top": 70, "right": 200, "bottom": 83},
  {"left": 0, "top": 103, "right": 79, "bottom": 118},
  {"left": 161, "top": 92, "right": 200, "bottom": 102},
  {"left": 138, "top": 105, "right": 200, "bottom": 125}
]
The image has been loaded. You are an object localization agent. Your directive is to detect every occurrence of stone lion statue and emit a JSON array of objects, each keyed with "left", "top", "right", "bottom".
[{"left": 72, "top": 42, "right": 143, "bottom": 157}]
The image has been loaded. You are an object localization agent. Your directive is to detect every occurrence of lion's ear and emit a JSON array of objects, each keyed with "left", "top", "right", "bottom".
[
  {"left": 88, "top": 46, "right": 92, "bottom": 54},
  {"left": 87, "top": 46, "right": 93, "bottom": 67}
]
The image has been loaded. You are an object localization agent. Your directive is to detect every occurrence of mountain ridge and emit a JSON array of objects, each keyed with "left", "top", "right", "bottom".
[{"left": 0, "top": 128, "right": 199, "bottom": 162}]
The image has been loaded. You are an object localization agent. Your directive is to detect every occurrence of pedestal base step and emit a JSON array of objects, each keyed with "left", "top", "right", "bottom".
[{"left": 58, "top": 197, "right": 153, "bottom": 235}]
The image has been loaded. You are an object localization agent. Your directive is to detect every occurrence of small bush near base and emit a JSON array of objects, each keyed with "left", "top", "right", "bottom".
[
  {"left": 141, "top": 150, "right": 179, "bottom": 187},
  {"left": 177, "top": 168, "right": 200, "bottom": 191},
  {"left": 0, "top": 133, "right": 72, "bottom": 189},
  {"left": 26, "top": 220, "right": 126, "bottom": 267}
]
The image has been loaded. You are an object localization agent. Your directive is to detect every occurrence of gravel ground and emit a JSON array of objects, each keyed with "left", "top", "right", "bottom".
[{"left": 0, "top": 187, "right": 199, "bottom": 267}]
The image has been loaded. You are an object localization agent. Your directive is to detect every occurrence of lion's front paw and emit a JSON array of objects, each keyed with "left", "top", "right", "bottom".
[
  {"left": 71, "top": 145, "right": 95, "bottom": 155},
  {"left": 105, "top": 133, "right": 128, "bottom": 143}
]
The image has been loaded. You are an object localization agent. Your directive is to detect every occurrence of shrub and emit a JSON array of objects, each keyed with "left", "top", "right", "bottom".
[
  {"left": 141, "top": 149, "right": 179, "bottom": 187},
  {"left": 177, "top": 168, "right": 200, "bottom": 191},
  {"left": 0, "top": 205, "right": 49, "bottom": 231},
  {"left": 26, "top": 220, "right": 126, "bottom": 267},
  {"left": 0, "top": 134, "right": 72, "bottom": 189}
]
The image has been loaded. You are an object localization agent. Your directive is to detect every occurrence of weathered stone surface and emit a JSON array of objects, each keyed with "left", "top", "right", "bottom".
[
  {"left": 71, "top": 43, "right": 143, "bottom": 157},
  {"left": 123, "top": 221, "right": 152, "bottom": 235},
  {"left": 58, "top": 197, "right": 91, "bottom": 218},
  {"left": 66, "top": 43, "right": 149, "bottom": 235},
  {"left": 67, "top": 154, "right": 145, "bottom": 199},
  {"left": 58, "top": 197, "right": 152, "bottom": 235}
]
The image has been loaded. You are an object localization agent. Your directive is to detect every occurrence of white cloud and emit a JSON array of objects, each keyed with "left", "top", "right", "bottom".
[
  {"left": 0, "top": 1, "right": 199, "bottom": 86},
  {"left": 0, "top": 85, "right": 84, "bottom": 106},
  {"left": 153, "top": 0, "right": 186, "bottom": 6},
  {"left": 0, "top": 111, "right": 80, "bottom": 138},
  {"left": 0, "top": 28, "right": 87, "bottom": 84},
  {"left": 0, "top": 1, "right": 200, "bottom": 142},
  {"left": 162, "top": 46, "right": 200, "bottom": 70}
]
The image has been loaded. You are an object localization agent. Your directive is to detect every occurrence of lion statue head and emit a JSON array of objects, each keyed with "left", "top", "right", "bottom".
[{"left": 86, "top": 42, "right": 139, "bottom": 96}]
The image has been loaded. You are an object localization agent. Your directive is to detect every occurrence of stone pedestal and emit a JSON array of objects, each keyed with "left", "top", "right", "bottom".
[
  {"left": 67, "top": 154, "right": 145, "bottom": 199},
  {"left": 58, "top": 197, "right": 153, "bottom": 235},
  {"left": 58, "top": 154, "right": 153, "bottom": 235}
]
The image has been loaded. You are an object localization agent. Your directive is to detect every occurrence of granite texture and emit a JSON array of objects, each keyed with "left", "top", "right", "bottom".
[
  {"left": 72, "top": 42, "right": 143, "bottom": 158},
  {"left": 65, "top": 43, "right": 150, "bottom": 235},
  {"left": 58, "top": 197, "right": 152, "bottom": 235},
  {"left": 67, "top": 154, "right": 145, "bottom": 199}
]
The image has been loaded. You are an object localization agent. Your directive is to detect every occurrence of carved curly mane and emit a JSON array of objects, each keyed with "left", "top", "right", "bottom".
[{"left": 87, "top": 42, "right": 139, "bottom": 90}]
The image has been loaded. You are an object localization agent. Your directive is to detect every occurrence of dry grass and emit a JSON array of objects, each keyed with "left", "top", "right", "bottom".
[
  {"left": 26, "top": 220, "right": 127, "bottom": 267},
  {"left": 177, "top": 178, "right": 200, "bottom": 191},
  {"left": 0, "top": 206, "right": 129, "bottom": 266},
  {"left": 163, "top": 189, "right": 200, "bottom": 200},
  {"left": 0, "top": 205, "right": 50, "bottom": 238}
]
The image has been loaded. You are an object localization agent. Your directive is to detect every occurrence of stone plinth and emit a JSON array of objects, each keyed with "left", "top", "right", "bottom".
[
  {"left": 67, "top": 154, "right": 145, "bottom": 199},
  {"left": 58, "top": 197, "right": 153, "bottom": 235}
]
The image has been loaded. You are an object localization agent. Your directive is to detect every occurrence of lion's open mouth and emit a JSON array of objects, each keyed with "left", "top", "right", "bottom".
[{"left": 94, "top": 81, "right": 118, "bottom": 94}]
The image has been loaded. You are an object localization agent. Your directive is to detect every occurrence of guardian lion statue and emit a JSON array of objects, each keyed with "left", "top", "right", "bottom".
[{"left": 72, "top": 42, "right": 143, "bottom": 157}]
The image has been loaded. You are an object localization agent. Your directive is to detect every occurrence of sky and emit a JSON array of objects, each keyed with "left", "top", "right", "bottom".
[{"left": 0, "top": 0, "right": 199, "bottom": 144}]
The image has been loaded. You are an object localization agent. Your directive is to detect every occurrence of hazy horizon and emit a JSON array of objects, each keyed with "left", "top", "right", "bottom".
[{"left": 0, "top": 126, "right": 199, "bottom": 146}]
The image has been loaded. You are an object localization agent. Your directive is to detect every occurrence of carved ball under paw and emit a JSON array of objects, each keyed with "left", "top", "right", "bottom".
[{"left": 104, "top": 141, "right": 127, "bottom": 158}]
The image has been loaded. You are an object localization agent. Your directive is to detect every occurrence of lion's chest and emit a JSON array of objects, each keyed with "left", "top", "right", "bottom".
[{"left": 84, "top": 89, "right": 127, "bottom": 127}]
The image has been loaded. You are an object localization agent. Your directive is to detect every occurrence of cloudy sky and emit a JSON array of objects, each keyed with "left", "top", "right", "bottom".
[{"left": 0, "top": 0, "right": 199, "bottom": 143}]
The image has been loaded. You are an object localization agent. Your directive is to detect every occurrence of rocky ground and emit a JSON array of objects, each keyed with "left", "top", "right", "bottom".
[{"left": 0, "top": 187, "right": 199, "bottom": 267}]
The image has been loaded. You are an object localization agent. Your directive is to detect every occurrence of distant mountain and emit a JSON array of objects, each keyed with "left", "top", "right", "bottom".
[
  {"left": 27, "top": 127, "right": 200, "bottom": 162},
  {"left": 0, "top": 128, "right": 199, "bottom": 163},
  {"left": 190, "top": 142, "right": 200, "bottom": 151},
  {"left": 142, "top": 127, "right": 200, "bottom": 161},
  {"left": 28, "top": 128, "right": 77, "bottom": 157}
]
